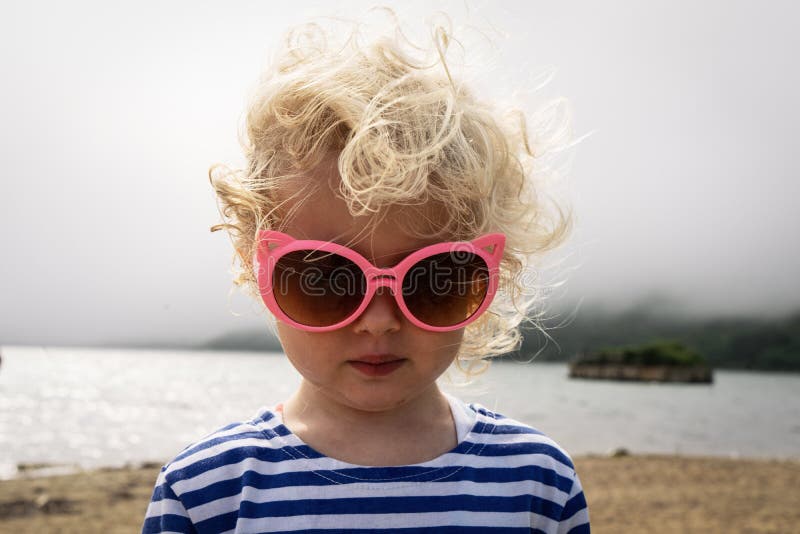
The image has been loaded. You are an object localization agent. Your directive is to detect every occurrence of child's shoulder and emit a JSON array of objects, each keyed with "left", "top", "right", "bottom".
[
  {"left": 157, "top": 406, "right": 298, "bottom": 484},
  {"left": 461, "top": 400, "right": 578, "bottom": 473}
]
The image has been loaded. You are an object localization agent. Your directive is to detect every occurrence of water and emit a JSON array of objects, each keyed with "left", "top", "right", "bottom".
[{"left": 1, "top": 346, "right": 799, "bottom": 478}]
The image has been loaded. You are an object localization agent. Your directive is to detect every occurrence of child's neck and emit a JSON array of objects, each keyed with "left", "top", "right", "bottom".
[{"left": 281, "top": 381, "right": 457, "bottom": 466}]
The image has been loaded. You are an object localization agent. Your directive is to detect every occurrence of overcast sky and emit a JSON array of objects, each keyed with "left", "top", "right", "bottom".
[{"left": 2, "top": 0, "right": 799, "bottom": 348}]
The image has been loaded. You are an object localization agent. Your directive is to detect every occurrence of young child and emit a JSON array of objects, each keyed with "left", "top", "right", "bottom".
[{"left": 143, "top": 12, "right": 590, "bottom": 534}]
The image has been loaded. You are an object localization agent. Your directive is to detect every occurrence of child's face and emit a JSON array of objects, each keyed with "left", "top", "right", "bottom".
[{"left": 273, "top": 159, "right": 465, "bottom": 414}]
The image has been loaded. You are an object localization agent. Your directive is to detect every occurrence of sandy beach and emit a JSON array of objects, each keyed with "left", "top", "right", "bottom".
[{"left": 1, "top": 454, "right": 798, "bottom": 533}]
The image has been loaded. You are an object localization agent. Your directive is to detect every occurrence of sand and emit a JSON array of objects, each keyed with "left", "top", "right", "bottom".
[
  {"left": 1, "top": 455, "right": 798, "bottom": 533},
  {"left": 576, "top": 454, "right": 800, "bottom": 533}
]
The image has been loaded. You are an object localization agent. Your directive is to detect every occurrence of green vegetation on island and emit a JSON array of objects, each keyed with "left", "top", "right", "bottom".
[
  {"left": 577, "top": 340, "right": 707, "bottom": 367},
  {"left": 569, "top": 340, "right": 713, "bottom": 383}
]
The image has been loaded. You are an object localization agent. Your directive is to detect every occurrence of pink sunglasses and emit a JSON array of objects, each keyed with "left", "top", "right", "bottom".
[{"left": 254, "top": 231, "right": 505, "bottom": 332}]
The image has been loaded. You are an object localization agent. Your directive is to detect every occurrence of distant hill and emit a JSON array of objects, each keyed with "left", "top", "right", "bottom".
[
  {"left": 200, "top": 329, "right": 283, "bottom": 353},
  {"left": 518, "top": 307, "right": 800, "bottom": 372}
]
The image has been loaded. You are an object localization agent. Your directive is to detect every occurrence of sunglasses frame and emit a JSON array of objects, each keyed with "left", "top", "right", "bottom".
[{"left": 254, "top": 230, "right": 506, "bottom": 332}]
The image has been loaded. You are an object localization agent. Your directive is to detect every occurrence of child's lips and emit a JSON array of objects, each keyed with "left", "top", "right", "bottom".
[{"left": 348, "top": 354, "right": 406, "bottom": 377}]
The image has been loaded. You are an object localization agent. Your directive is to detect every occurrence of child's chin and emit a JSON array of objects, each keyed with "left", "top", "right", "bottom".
[{"left": 338, "top": 390, "right": 414, "bottom": 413}]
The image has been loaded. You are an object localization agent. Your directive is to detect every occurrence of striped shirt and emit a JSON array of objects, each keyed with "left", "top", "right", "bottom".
[{"left": 143, "top": 397, "right": 590, "bottom": 533}]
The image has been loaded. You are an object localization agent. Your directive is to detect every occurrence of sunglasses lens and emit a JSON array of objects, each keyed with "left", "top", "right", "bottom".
[
  {"left": 272, "top": 250, "right": 366, "bottom": 327},
  {"left": 402, "top": 252, "right": 490, "bottom": 327}
]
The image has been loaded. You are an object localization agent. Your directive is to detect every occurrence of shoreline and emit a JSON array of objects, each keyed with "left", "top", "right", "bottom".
[
  {"left": 1, "top": 454, "right": 798, "bottom": 533},
  {"left": 5, "top": 448, "right": 799, "bottom": 482}
]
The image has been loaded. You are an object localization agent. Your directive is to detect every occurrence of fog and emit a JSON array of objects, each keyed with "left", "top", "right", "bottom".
[{"left": 1, "top": 0, "right": 799, "bottom": 348}]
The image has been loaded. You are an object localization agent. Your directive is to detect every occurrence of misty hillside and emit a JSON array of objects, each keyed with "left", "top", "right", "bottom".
[{"left": 520, "top": 307, "right": 800, "bottom": 372}]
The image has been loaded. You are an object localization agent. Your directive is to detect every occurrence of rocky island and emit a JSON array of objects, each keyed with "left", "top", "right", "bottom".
[{"left": 569, "top": 340, "right": 713, "bottom": 383}]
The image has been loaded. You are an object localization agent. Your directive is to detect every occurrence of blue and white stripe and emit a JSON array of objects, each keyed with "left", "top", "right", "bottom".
[{"left": 143, "top": 402, "right": 590, "bottom": 533}]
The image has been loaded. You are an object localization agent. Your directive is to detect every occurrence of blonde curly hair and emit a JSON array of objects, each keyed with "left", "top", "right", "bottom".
[{"left": 209, "top": 12, "right": 573, "bottom": 375}]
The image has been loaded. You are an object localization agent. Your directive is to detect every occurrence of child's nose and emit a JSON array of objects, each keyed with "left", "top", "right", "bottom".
[{"left": 352, "top": 287, "right": 402, "bottom": 336}]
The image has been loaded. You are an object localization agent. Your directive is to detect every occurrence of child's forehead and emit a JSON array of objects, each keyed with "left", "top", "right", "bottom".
[{"left": 273, "top": 170, "right": 454, "bottom": 263}]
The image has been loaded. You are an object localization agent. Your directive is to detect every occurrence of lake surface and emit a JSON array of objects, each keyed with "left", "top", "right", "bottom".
[{"left": 1, "top": 346, "right": 799, "bottom": 478}]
